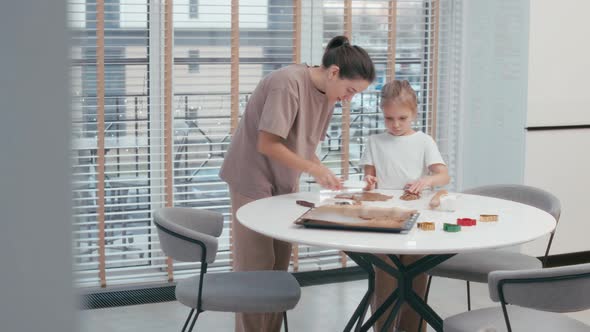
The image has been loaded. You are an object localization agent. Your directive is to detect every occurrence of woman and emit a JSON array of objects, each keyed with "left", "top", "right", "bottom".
[{"left": 220, "top": 35, "right": 375, "bottom": 332}]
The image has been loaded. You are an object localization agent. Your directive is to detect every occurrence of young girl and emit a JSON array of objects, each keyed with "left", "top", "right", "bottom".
[
  {"left": 360, "top": 80, "right": 450, "bottom": 332},
  {"left": 220, "top": 36, "right": 375, "bottom": 332}
]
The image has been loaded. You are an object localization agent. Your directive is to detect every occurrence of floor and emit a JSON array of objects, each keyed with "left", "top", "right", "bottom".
[{"left": 80, "top": 277, "right": 590, "bottom": 331}]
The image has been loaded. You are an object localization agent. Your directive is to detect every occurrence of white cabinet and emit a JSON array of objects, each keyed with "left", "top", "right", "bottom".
[
  {"left": 522, "top": 129, "right": 590, "bottom": 255},
  {"left": 521, "top": 0, "right": 590, "bottom": 256}
]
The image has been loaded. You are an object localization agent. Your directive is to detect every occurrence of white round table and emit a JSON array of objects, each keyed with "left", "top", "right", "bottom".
[{"left": 237, "top": 190, "right": 556, "bottom": 331}]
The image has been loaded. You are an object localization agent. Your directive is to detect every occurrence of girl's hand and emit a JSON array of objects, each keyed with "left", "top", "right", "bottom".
[
  {"left": 405, "top": 177, "right": 433, "bottom": 194},
  {"left": 308, "top": 164, "right": 342, "bottom": 191},
  {"left": 363, "top": 175, "right": 377, "bottom": 191}
]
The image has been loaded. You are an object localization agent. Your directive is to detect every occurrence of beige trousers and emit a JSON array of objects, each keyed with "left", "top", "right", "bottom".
[
  {"left": 230, "top": 189, "right": 292, "bottom": 332},
  {"left": 371, "top": 254, "right": 428, "bottom": 332}
]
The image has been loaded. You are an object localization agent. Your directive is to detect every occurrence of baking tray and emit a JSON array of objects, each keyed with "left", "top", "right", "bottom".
[{"left": 294, "top": 202, "right": 419, "bottom": 234}]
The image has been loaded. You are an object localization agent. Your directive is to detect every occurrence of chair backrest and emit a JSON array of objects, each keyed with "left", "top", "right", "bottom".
[
  {"left": 154, "top": 207, "right": 223, "bottom": 264},
  {"left": 488, "top": 263, "right": 590, "bottom": 313},
  {"left": 463, "top": 184, "right": 561, "bottom": 222}
]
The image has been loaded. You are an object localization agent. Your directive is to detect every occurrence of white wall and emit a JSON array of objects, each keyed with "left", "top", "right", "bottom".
[
  {"left": 458, "top": 0, "right": 530, "bottom": 190},
  {"left": 521, "top": 0, "right": 590, "bottom": 256},
  {"left": 0, "top": 1, "right": 76, "bottom": 331},
  {"left": 458, "top": 0, "right": 589, "bottom": 256}
]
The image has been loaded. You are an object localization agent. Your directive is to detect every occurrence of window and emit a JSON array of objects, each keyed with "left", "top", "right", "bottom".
[
  {"left": 189, "top": 0, "right": 198, "bottom": 19},
  {"left": 188, "top": 50, "right": 200, "bottom": 73},
  {"left": 69, "top": 0, "right": 461, "bottom": 288},
  {"left": 69, "top": 0, "right": 154, "bottom": 287}
]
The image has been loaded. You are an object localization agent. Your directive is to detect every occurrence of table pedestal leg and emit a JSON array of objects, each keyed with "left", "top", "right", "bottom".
[{"left": 343, "top": 252, "right": 455, "bottom": 332}]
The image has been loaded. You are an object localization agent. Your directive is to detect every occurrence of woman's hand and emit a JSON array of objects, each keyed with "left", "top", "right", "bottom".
[
  {"left": 405, "top": 176, "right": 433, "bottom": 194},
  {"left": 308, "top": 164, "right": 342, "bottom": 191},
  {"left": 363, "top": 175, "right": 377, "bottom": 191}
]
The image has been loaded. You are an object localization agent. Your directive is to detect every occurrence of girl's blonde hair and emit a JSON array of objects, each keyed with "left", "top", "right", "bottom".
[{"left": 380, "top": 80, "right": 417, "bottom": 114}]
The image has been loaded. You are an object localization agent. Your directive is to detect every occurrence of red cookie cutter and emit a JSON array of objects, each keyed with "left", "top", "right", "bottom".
[{"left": 457, "top": 218, "right": 477, "bottom": 226}]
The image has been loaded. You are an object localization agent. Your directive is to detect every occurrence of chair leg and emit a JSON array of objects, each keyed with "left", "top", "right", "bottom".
[
  {"left": 283, "top": 312, "right": 289, "bottom": 332},
  {"left": 417, "top": 275, "right": 433, "bottom": 332},
  {"left": 187, "top": 310, "right": 200, "bottom": 332},
  {"left": 181, "top": 309, "right": 194, "bottom": 332},
  {"left": 466, "top": 281, "right": 471, "bottom": 311}
]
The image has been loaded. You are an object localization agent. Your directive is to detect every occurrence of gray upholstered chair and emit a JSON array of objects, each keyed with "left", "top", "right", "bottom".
[
  {"left": 444, "top": 263, "right": 590, "bottom": 332},
  {"left": 154, "top": 207, "right": 301, "bottom": 332},
  {"left": 424, "top": 184, "right": 561, "bottom": 311}
]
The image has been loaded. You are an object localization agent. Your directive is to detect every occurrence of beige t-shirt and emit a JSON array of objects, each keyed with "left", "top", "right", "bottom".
[{"left": 220, "top": 64, "right": 333, "bottom": 199}]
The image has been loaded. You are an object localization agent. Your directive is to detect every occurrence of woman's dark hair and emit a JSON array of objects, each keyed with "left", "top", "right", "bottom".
[{"left": 322, "top": 35, "right": 376, "bottom": 82}]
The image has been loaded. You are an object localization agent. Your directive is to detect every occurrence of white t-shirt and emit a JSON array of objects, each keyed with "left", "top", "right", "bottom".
[{"left": 359, "top": 131, "right": 446, "bottom": 190}]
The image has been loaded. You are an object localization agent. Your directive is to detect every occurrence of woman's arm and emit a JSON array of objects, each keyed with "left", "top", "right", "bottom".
[
  {"left": 257, "top": 131, "right": 342, "bottom": 190},
  {"left": 311, "top": 153, "right": 322, "bottom": 165}
]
